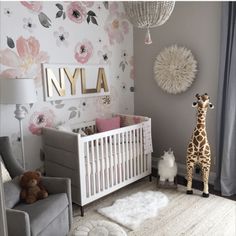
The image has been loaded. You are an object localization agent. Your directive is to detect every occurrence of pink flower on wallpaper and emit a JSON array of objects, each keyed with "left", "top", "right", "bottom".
[
  {"left": 0, "top": 36, "right": 49, "bottom": 86},
  {"left": 67, "top": 2, "right": 86, "bottom": 24},
  {"left": 28, "top": 108, "right": 55, "bottom": 136},
  {"left": 104, "top": 10, "right": 129, "bottom": 45},
  {"left": 21, "top": 1, "right": 43, "bottom": 13},
  {"left": 81, "top": 1, "right": 94, "bottom": 8},
  {"left": 129, "top": 56, "right": 134, "bottom": 80},
  {"left": 74, "top": 39, "right": 93, "bottom": 64}
]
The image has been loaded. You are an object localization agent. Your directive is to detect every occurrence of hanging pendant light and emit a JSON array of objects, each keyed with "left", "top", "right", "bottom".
[{"left": 123, "top": 1, "right": 175, "bottom": 45}]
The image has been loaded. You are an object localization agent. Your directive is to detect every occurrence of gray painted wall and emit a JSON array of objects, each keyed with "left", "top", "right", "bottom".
[{"left": 134, "top": 2, "right": 221, "bottom": 172}]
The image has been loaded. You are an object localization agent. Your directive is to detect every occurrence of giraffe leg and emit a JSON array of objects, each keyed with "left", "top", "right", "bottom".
[
  {"left": 202, "top": 166, "right": 210, "bottom": 198},
  {"left": 186, "top": 163, "right": 194, "bottom": 194}
]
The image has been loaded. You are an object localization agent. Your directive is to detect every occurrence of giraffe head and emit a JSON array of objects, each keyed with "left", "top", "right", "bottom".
[{"left": 192, "top": 93, "right": 214, "bottom": 111}]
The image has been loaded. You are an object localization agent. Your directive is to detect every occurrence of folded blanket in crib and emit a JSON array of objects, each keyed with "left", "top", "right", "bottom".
[{"left": 142, "top": 118, "right": 153, "bottom": 155}]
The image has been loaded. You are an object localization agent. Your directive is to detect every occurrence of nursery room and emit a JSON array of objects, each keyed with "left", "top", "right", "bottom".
[{"left": 0, "top": 1, "right": 235, "bottom": 236}]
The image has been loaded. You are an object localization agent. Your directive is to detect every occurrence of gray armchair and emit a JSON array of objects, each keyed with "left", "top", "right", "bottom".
[{"left": 0, "top": 136, "right": 73, "bottom": 236}]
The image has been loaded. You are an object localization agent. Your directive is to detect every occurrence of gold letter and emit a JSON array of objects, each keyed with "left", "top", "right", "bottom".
[
  {"left": 81, "top": 68, "right": 97, "bottom": 94},
  {"left": 64, "top": 68, "right": 80, "bottom": 95},
  {"left": 46, "top": 68, "right": 65, "bottom": 97},
  {"left": 96, "top": 68, "right": 109, "bottom": 92}
]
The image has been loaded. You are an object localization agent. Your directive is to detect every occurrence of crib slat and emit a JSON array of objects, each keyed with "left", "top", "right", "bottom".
[
  {"left": 85, "top": 142, "right": 90, "bottom": 198},
  {"left": 136, "top": 128, "right": 140, "bottom": 175},
  {"left": 91, "top": 141, "right": 96, "bottom": 195},
  {"left": 105, "top": 136, "right": 109, "bottom": 189},
  {"left": 129, "top": 130, "right": 133, "bottom": 177},
  {"left": 114, "top": 134, "right": 117, "bottom": 185},
  {"left": 133, "top": 129, "right": 136, "bottom": 176},
  {"left": 109, "top": 136, "right": 113, "bottom": 187},
  {"left": 140, "top": 127, "right": 143, "bottom": 173},
  {"left": 118, "top": 133, "right": 121, "bottom": 183},
  {"left": 122, "top": 132, "right": 125, "bottom": 181},
  {"left": 95, "top": 139, "right": 100, "bottom": 193},
  {"left": 126, "top": 131, "right": 129, "bottom": 179},
  {"left": 100, "top": 137, "right": 104, "bottom": 191}
]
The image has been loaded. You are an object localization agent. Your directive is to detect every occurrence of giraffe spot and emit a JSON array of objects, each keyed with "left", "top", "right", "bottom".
[
  {"left": 188, "top": 148, "right": 193, "bottom": 153},
  {"left": 197, "top": 124, "right": 204, "bottom": 129},
  {"left": 189, "top": 143, "right": 193, "bottom": 148},
  {"left": 200, "top": 139, "right": 206, "bottom": 146},
  {"left": 194, "top": 130, "right": 199, "bottom": 136},
  {"left": 197, "top": 135, "right": 203, "bottom": 142},
  {"left": 193, "top": 138, "right": 198, "bottom": 146},
  {"left": 205, "top": 145, "right": 210, "bottom": 150},
  {"left": 201, "top": 131, "right": 206, "bottom": 136}
]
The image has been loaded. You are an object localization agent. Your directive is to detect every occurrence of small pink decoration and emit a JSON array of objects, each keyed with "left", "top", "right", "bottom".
[
  {"left": 21, "top": 1, "right": 43, "bottom": 13},
  {"left": 0, "top": 36, "right": 49, "bottom": 86},
  {"left": 129, "top": 56, "right": 134, "bottom": 80},
  {"left": 74, "top": 39, "right": 93, "bottom": 64},
  {"left": 96, "top": 116, "right": 120, "bottom": 133},
  {"left": 67, "top": 2, "right": 86, "bottom": 24},
  {"left": 28, "top": 108, "right": 55, "bottom": 136},
  {"left": 104, "top": 3, "right": 129, "bottom": 45}
]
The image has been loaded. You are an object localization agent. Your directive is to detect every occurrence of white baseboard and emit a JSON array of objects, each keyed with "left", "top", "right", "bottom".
[{"left": 152, "top": 157, "right": 216, "bottom": 185}]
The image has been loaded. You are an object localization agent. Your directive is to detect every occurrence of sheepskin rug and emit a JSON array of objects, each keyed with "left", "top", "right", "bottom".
[{"left": 98, "top": 191, "right": 168, "bottom": 230}]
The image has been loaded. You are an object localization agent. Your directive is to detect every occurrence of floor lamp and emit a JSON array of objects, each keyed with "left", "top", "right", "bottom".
[{"left": 0, "top": 78, "right": 37, "bottom": 170}]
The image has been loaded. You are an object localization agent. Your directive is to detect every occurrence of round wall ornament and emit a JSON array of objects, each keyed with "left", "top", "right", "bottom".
[{"left": 154, "top": 45, "right": 197, "bottom": 94}]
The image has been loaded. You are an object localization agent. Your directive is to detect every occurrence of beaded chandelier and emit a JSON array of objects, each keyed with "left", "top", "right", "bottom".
[{"left": 123, "top": 1, "right": 175, "bottom": 44}]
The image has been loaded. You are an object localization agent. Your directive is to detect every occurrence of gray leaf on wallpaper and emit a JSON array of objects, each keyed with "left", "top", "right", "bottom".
[
  {"left": 68, "top": 106, "right": 77, "bottom": 111},
  {"left": 56, "top": 11, "right": 63, "bottom": 18},
  {"left": 91, "top": 17, "right": 98, "bottom": 25},
  {"left": 69, "top": 111, "right": 77, "bottom": 119},
  {"left": 38, "top": 12, "right": 52, "bottom": 28},
  {"left": 103, "top": 1, "right": 109, "bottom": 9},
  {"left": 63, "top": 12, "right": 66, "bottom": 20},
  {"left": 7, "top": 36, "right": 15, "bottom": 48},
  {"left": 55, "top": 104, "right": 64, "bottom": 109},
  {"left": 55, "top": 3, "right": 63, "bottom": 11},
  {"left": 120, "top": 62, "right": 126, "bottom": 72},
  {"left": 55, "top": 100, "right": 63, "bottom": 104}
]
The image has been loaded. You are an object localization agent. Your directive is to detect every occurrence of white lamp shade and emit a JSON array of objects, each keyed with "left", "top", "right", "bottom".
[{"left": 0, "top": 78, "right": 37, "bottom": 104}]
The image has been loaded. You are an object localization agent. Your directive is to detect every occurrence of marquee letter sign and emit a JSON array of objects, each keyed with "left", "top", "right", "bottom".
[{"left": 42, "top": 64, "right": 110, "bottom": 101}]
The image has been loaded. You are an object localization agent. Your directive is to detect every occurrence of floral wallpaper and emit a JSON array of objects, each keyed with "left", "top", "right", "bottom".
[{"left": 0, "top": 1, "right": 134, "bottom": 170}]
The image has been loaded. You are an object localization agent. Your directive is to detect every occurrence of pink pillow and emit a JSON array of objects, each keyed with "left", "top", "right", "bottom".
[{"left": 96, "top": 117, "right": 120, "bottom": 132}]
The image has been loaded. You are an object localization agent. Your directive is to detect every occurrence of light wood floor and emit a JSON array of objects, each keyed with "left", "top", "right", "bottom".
[{"left": 71, "top": 177, "right": 236, "bottom": 236}]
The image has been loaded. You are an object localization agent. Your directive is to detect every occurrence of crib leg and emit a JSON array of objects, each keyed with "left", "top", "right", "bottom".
[
  {"left": 149, "top": 174, "right": 152, "bottom": 182},
  {"left": 80, "top": 206, "right": 84, "bottom": 217}
]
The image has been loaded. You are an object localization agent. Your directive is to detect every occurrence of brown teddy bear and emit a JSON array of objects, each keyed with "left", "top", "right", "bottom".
[{"left": 20, "top": 171, "right": 48, "bottom": 204}]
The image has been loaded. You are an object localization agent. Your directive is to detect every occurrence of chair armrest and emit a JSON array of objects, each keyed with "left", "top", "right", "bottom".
[
  {"left": 41, "top": 177, "right": 73, "bottom": 229},
  {"left": 6, "top": 208, "right": 30, "bottom": 236}
]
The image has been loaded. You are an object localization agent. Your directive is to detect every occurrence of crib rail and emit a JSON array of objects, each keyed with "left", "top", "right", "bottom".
[{"left": 78, "top": 122, "right": 151, "bottom": 205}]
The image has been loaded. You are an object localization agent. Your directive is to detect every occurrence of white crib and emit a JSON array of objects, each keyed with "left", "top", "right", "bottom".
[{"left": 42, "top": 114, "right": 152, "bottom": 216}]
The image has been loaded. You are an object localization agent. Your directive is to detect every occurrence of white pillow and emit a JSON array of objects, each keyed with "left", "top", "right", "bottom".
[{"left": 0, "top": 161, "right": 12, "bottom": 183}]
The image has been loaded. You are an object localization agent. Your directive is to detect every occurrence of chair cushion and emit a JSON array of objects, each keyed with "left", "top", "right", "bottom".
[
  {"left": 4, "top": 177, "right": 21, "bottom": 208},
  {"left": 0, "top": 155, "right": 12, "bottom": 183},
  {"left": 14, "top": 193, "right": 68, "bottom": 236}
]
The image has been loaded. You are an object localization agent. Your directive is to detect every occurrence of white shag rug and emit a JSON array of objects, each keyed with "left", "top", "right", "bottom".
[
  {"left": 98, "top": 191, "right": 168, "bottom": 230},
  {"left": 73, "top": 220, "right": 127, "bottom": 236}
]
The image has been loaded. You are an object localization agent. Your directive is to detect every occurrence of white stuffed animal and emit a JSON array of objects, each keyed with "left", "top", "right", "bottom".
[{"left": 158, "top": 149, "right": 177, "bottom": 183}]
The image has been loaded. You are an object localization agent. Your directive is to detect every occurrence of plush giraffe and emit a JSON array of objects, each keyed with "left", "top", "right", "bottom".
[{"left": 186, "top": 93, "right": 214, "bottom": 197}]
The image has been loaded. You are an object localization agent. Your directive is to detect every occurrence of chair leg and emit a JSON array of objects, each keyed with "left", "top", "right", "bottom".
[
  {"left": 149, "top": 174, "right": 152, "bottom": 182},
  {"left": 80, "top": 206, "right": 84, "bottom": 217}
]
